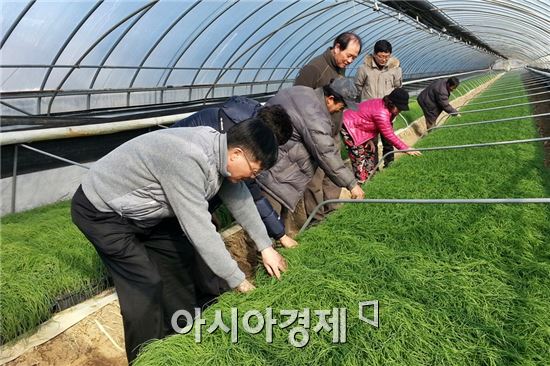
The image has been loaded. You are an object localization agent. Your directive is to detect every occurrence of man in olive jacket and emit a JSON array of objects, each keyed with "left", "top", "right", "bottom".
[
  {"left": 257, "top": 78, "right": 365, "bottom": 220},
  {"left": 417, "top": 77, "right": 460, "bottom": 130},
  {"left": 294, "top": 32, "right": 362, "bottom": 221}
]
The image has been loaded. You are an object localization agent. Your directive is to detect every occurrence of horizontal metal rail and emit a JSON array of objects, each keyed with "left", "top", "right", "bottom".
[
  {"left": 0, "top": 64, "right": 301, "bottom": 71},
  {"left": 457, "top": 99, "right": 550, "bottom": 113},
  {"left": 472, "top": 85, "right": 549, "bottom": 99},
  {"left": 402, "top": 69, "right": 493, "bottom": 86},
  {"left": 527, "top": 67, "right": 550, "bottom": 78},
  {"left": 465, "top": 90, "right": 550, "bottom": 106},
  {"left": 365, "top": 137, "right": 550, "bottom": 184},
  {"left": 299, "top": 198, "right": 550, "bottom": 233},
  {"left": 428, "top": 113, "right": 550, "bottom": 131},
  {"left": 299, "top": 136, "right": 550, "bottom": 231}
]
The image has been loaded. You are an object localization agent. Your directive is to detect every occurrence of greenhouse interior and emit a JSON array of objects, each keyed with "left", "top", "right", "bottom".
[{"left": 1, "top": 0, "right": 549, "bottom": 365}]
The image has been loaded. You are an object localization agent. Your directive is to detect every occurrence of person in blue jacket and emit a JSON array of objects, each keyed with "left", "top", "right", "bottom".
[{"left": 172, "top": 96, "right": 298, "bottom": 249}]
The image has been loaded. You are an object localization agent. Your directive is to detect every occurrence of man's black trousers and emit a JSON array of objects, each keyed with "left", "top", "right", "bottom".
[{"left": 71, "top": 186, "right": 225, "bottom": 363}]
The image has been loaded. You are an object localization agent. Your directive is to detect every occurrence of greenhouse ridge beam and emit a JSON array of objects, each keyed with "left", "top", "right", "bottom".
[{"left": 380, "top": 0, "right": 505, "bottom": 58}]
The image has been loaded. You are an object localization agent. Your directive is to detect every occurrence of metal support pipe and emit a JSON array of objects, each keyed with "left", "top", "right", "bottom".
[
  {"left": 428, "top": 112, "right": 550, "bottom": 131},
  {"left": 491, "top": 77, "right": 548, "bottom": 87},
  {"left": 527, "top": 67, "right": 550, "bottom": 78},
  {"left": 465, "top": 90, "right": 550, "bottom": 106},
  {"left": 20, "top": 144, "right": 90, "bottom": 170},
  {"left": 365, "top": 137, "right": 550, "bottom": 184},
  {"left": 0, "top": 112, "right": 192, "bottom": 145},
  {"left": 480, "top": 82, "right": 548, "bottom": 96},
  {"left": 11, "top": 145, "right": 18, "bottom": 213},
  {"left": 473, "top": 85, "right": 549, "bottom": 100},
  {"left": 402, "top": 69, "right": 494, "bottom": 86},
  {"left": 299, "top": 198, "right": 550, "bottom": 233},
  {"left": 457, "top": 99, "right": 550, "bottom": 113}
]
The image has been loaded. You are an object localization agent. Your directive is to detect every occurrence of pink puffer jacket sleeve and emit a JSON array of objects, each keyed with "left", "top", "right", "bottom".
[{"left": 372, "top": 110, "right": 409, "bottom": 151}]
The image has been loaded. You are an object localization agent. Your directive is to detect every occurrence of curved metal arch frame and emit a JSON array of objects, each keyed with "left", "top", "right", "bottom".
[
  {"left": 275, "top": 0, "right": 445, "bottom": 80},
  {"left": 447, "top": 19, "right": 549, "bottom": 59},
  {"left": 39, "top": 1, "right": 103, "bottom": 93},
  {"left": 207, "top": 0, "right": 303, "bottom": 96},
  {"left": 404, "top": 41, "right": 466, "bottom": 75},
  {"left": 395, "top": 32, "right": 492, "bottom": 76},
  {"left": 443, "top": 0, "right": 550, "bottom": 27},
  {"left": 203, "top": 0, "right": 337, "bottom": 100},
  {"left": 434, "top": 1, "right": 549, "bottom": 30},
  {"left": 88, "top": 2, "right": 158, "bottom": 90},
  {"left": 233, "top": 1, "right": 343, "bottom": 85},
  {"left": 269, "top": 5, "right": 385, "bottom": 86},
  {"left": 159, "top": 1, "right": 239, "bottom": 88},
  {"left": 46, "top": 1, "right": 157, "bottom": 115},
  {"left": 127, "top": 2, "right": 201, "bottom": 90},
  {"left": 0, "top": 0, "right": 36, "bottom": 49},
  {"left": 189, "top": 1, "right": 273, "bottom": 86},
  {"left": 405, "top": 40, "right": 493, "bottom": 76},
  {"left": 469, "top": 37, "right": 546, "bottom": 62},
  {"left": 260, "top": 6, "right": 369, "bottom": 84},
  {"left": 431, "top": 5, "right": 549, "bottom": 59},
  {"left": 347, "top": 20, "right": 421, "bottom": 75},
  {"left": 349, "top": 18, "right": 439, "bottom": 76}
]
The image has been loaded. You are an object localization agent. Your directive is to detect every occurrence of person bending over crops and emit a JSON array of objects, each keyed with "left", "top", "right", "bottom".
[
  {"left": 257, "top": 78, "right": 365, "bottom": 223},
  {"left": 171, "top": 96, "right": 298, "bottom": 249},
  {"left": 294, "top": 31, "right": 362, "bottom": 223},
  {"left": 417, "top": 76, "right": 461, "bottom": 130},
  {"left": 71, "top": 119, "right": 287, "bottom": 363},
  {"left": 342, "top": 88, "right": 422, "bottom": 183}
]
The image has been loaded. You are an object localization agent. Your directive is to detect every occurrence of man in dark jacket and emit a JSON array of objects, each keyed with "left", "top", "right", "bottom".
[
  {"left": 294, "top": 32, "right": 362, "bottom": 222},
  {"left": 172, "top": 96, "right": 298, "bottom": 249},
  {"left": 257, "top": 78, "right": 365, "bottom": 221},
  {"left": 417, "top": 77, "right": 461, "bottom": 130}
]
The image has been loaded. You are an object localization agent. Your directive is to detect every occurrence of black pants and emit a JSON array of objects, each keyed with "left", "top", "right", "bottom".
[
  {"left": 71, "top": 186, "right": 226, "bottom": 363},
  {"left": 380, "top": 135, "right": 394, "bottom": 167}
]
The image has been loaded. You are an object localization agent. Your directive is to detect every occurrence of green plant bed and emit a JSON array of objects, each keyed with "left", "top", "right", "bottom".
[
  {"left": 0, "top": 200, "right": 107, "bottom": 344},
  {"left": 135, "top": 73, "right": 549, "bottom": 365}
]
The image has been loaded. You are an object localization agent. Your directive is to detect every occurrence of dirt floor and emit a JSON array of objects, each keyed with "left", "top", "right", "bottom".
[
  {"left": 5, "top": 73, "right": 537, "bottom": 366},
  {"left": 5, "top": 302, "right": 126, "bottom": 366}
]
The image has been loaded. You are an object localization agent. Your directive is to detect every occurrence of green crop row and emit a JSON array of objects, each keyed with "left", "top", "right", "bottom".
[
  {"left": 0, "top": 201, "right": 107, "bottom": 344},
  {"left": 135, "top": 72, "right": 550, "bottom": 365}
]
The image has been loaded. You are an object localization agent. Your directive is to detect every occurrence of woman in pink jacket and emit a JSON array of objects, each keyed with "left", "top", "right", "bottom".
[{"left": 342, "top": 88, "right": 421, "bottom": 182}]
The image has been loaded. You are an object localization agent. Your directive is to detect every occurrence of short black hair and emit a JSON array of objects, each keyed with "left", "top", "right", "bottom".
[
  {"left": 374, "top": 39, "right": 392, "bottom": 54},
  {"left": 227, "top": 118, "right": 278, "bottom": 170},
  {"left": 256, "top": 105, "right": 293, "bottom": 145},
  {"left": 447, "top": 77, "right": 460, "bottom": 88},
  {"left": 334, "top": 32, "right": 362, "bottom": 53},
  {"left": 322, "top": 82, "right": 346, "bottom": 105}
]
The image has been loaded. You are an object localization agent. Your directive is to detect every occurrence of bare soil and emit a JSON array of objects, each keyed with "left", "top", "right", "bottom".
[{"left": 6, "top": 302, "right": 126, "bottom": 366}]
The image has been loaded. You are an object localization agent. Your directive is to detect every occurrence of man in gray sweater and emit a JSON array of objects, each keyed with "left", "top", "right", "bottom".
[{"left": 71, "top": 119, "right": 286, "bottom": 363}]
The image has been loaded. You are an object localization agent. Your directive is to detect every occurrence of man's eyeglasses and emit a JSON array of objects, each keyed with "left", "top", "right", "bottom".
[
  {"left": 242, "top": 152, "right": 261, "bottom": 179},
  {"left": 374, "top": 53, "right": 391, "bottom": 61}
]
